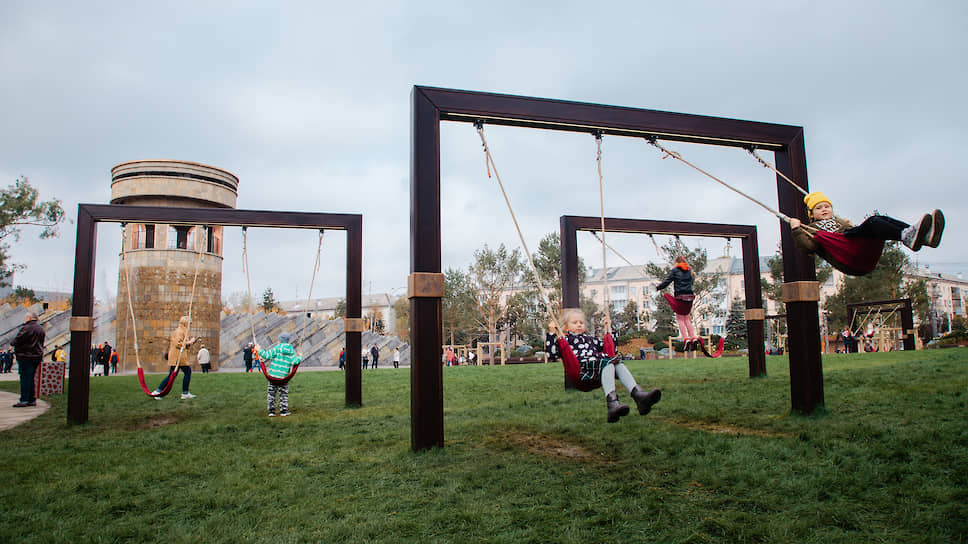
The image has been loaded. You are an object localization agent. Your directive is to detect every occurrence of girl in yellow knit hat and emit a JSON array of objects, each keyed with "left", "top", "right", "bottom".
[{"left": 790, "top": 191, "right": 943, "bottom": 275}]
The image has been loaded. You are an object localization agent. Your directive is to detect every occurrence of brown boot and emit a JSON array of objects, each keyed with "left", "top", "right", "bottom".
[
  {"left": 630, "top": 386, "right": 661, "bottom": 415},
  {"left": 605, "top": 391, "right": 630, "bottom": 423}
]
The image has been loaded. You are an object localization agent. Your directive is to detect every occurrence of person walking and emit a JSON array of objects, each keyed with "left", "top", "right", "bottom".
[
  {"left": 197, "top": 343, "right": 211, "bottom": 373},
  {"left": 338, "top": 347, "right": 345, "bottom": 370},
  {"left": 361, "top": 348, "right": 369, "bottom": 370},
  {"left": 392, "top": 347, "right": 400, "bottom": 368},
  {"left": 109, "top": 349, "right": 118, "bottom": 374},
  {"left": 151, "top": 316, "right": 198, "bottom": 400},
  {"left": 12, "top": 312, "right": 45, "bottom": 407}
]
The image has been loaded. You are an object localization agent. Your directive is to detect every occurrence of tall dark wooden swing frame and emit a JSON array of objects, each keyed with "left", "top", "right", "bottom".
[
  {"left": 67, "top": 203, "right": 364, "bottom": 424},
  {"left": 560, "top": 215, "right": 767, "bottom": 379},
  {"left": 410, "top": 85, "right": 823, "bottom": 451}
]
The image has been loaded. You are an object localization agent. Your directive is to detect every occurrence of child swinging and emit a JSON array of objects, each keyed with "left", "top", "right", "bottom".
[
  {"left": 545, "top": 309, "right": 661, "bottom": 423},
  {"left": 790, "top": 192, "right": 943, "bottom": 276},
  {"left": 656, "top": 255, "right": 700, "bottom": 350}
]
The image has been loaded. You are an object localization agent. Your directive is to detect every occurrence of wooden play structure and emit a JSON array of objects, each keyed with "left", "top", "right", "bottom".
[
  {"left": 68, "top": 204, "right": 364, "bottom": 424},
  {"left": 846, "top": 298, "right": 916, "bottom": 352},
  {"left": 410, "top": 86, "right": 822, "bottom": 451}
]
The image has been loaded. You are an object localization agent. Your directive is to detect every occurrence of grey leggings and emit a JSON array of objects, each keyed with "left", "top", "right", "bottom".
[{"left": 600, "top": 362, "right": 638, "bottom": 396}]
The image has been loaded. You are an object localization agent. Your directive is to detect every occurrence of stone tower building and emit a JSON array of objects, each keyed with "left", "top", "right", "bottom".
[{"left": 113, "top": 160, "right": 238, "bottom": 372}]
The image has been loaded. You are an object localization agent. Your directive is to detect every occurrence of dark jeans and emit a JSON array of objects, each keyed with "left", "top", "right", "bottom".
[
  {"left": 156, "top": 365, "right": 192, "bottom": 394},
  {"left": 17, "top": 356, "right": 40, "bottom": 403},
  {"left": 845, "top": 215, "right": 908, "bottom": 241}
]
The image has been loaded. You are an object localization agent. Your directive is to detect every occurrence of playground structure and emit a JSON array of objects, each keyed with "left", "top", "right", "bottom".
[
  {"left": 560, "top": 216, "right": 765, "bottom": 375},
  {"left": 68, "top": 204, "right": 363, "bottom": 424},
  {"left": 846, "top": 298, "right": 916, "bottom": 352},
  {"left": 666, "top": 335, "right": 713, "bottom": 359},
  {"left": 410, "top": 86, "right": 822, "bottom": 451},
  {"left": 474, "top": 342, "right": 506, "bottom": 365}
]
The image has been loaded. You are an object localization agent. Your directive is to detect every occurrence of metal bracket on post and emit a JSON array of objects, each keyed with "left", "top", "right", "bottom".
[
  {"left": 343, "top": 318, "right": 365, "bottom": 332},
  {"left": 744, "top": 308, "right": 766, "bottom": 321},
  {"left": 408, "top": 272, "right": 445, "bottom": 299},
  {"left": 70, "top": 316, "right": 94, "bottom": 332},
  {"left": 782, "top": 281, "right": 820, "bottom": 303}
]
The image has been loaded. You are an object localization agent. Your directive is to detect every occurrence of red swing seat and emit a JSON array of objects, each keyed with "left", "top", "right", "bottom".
[
  {"left": 695, "top": 336, "right": 726, "bottom": 358},
  {"left": 258, "top": 360, "right": 300, "bottom": 385},
  {"left": 137, "top": 366, "right": 179, "bottom": 397},
  {"left": 813, "top": 231, "right": 885, "bottom": 276},
  {"left": 557, "top": 333, "right": 616, "bottom": 392},
  {"left": 662, "top": 293, "right": 694, "bottom": 316}
]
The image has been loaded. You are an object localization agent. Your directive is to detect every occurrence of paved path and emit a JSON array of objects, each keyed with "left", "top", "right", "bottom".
[{"left": 0, "top": 390, "right": 50, "bottom": 431}]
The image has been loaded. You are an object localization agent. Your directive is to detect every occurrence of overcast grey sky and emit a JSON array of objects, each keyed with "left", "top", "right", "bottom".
[{"left": 2, "top": 1, "right": 965, "bottom": 304}]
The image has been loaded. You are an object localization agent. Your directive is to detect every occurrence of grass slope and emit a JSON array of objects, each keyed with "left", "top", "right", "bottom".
[{"left": 1, "top": 350, "right": 966, "bottom": 543}]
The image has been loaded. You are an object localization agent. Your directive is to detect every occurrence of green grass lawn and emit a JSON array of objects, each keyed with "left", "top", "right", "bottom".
[{"left": 1, "top": 350, "right": 966, "bottom": 543}]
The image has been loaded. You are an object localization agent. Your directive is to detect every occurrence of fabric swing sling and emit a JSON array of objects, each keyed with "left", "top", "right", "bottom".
[
  {"left": 647, "top": 138, "right": 886, "bottom": 276},
  {"left": 121, "top": 224, "right": 204, "bottom": 397},
  {"left": 242, "top": 228, "right": 324, "bottom": 385},
  {"left": 476, "top": 124, "right": 615, "bottom": 392}
]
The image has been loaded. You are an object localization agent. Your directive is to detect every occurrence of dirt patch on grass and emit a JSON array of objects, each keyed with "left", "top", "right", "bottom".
[
  {"left": 662, "top": 418, "right": 792, "bottom": 438},
  {"left": 494, "top": 430, "right": 608, "bottom": 464},
  {"left": 135, "top": 415, "right": 181, "bottom": 430}
]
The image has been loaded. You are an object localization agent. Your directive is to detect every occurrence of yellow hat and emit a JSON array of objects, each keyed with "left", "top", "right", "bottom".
[{"left": 803, "top": 191, "right": 831, "bottom": 211}]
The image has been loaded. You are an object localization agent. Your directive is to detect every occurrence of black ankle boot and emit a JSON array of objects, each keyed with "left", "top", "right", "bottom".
[
  {"left": 630, "top": 386, "right": 662, "bottom": 415},
  {"left": 605, "top": 391, "right": 630, "bottom": 423}
]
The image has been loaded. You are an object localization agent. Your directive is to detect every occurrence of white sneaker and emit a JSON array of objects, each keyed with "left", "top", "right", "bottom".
[
  {"left": 153, "top": 396, "right": 162, "bottom": 401},
  {"left": 902, "top": 214, "right": 931, "bottom": 251},
  {"left": 925, "top": 209, "right": 944, "bottom": 248},
  {"left": 279, "top": 412, "right": 291, "bottom": 417},
  {"left": 180, "top": 393, "right": 196, "bottom": 400},
  {"left": 268, "top": 412, "right": 277, "bottom": 417}
]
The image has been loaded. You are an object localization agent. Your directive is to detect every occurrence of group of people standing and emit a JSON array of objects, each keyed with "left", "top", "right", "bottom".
[
  {"left": 338, "top": 345, "right": 399, "bottom": 370},
  {"left": 90, "top": 342, "right": 117, "bottom": 376}
]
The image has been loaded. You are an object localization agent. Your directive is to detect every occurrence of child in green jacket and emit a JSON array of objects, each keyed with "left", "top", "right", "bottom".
[{"left": 257, "top": 332, "right": 302, "bottom": 417}]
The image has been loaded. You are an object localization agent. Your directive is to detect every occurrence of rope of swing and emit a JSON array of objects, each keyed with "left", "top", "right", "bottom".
[
  {"left": 475, "top": 122, "right": 562, "bottom": 335},
  {"left": 242, "top": 227, "right": 258, "bottom": 348},
  {"left": 590, "top": 231, "right": 650, "bottom": 279},
  {"left": 121, "top": 224, "right": 142, "bottom": 370},
  {"left": 175, "top": 231, "right": 204, "bottom": 366},
  {"left": 747, "top": 148, "right": 808, "bottom": 197},
  {"left": 595, "top": 134, "right": 612, "bottom": 335},
  {"left": 295, "top": 230, "right": 324, "bottom": 352},
  {"left": 645, "top": 137, "right": 792, "bottom": 223}
]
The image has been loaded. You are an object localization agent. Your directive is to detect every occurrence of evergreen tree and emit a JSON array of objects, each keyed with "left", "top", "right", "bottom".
[
  {"left": 724, "top": 296, "right": 748, "bottom": 349},
  {"left": 262, "top": 287, "right": 278, "bottom": 312}
]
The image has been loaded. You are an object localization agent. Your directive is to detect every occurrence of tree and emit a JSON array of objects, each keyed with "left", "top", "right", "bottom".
[
  {"left": 0, "top": 176, "right": 66, "bottom": 287},
  {"left": 334, "top": 298, "right": 346, "bottom": 318},
  {"left": 524, "top": 232, "right": 598, "bottom": 334},
  {"left": 467, "top": 243, "right": 522, "bottom": 362},
  {"left": 7, "top": 285, "right": 38, "bottom": 306},
  {"left": 645, "top": 238, "right": 719, "bottom": 334},
  {"left": 442, "top": 268, "right": 478, "bottom": 346},
  {"left": 225, "top": 290, "right": 254, "bottom": 312},
  {"left": 262, "top": 287, "right": 278, "bottom": 312},
  {"left": 392, "top": 295, "right": 409, "bottom": 343},
  {"left": 724, "top": 296, "right": 748, "bottom": 349},
  {"left": 614, "top": 300, "right": 642, "bottom": 336}
]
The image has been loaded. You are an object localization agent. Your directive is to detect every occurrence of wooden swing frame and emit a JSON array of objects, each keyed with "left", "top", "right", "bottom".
[
  {"left": 410, "top": 86, "right": 822, "bottom": 451},
  {"left": 67, "top": 204, "right": 363, "bottom": 424},
  {"left": 560, "top": 215, "right": 766, "bottom": 377}
]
